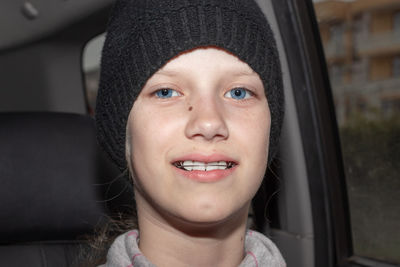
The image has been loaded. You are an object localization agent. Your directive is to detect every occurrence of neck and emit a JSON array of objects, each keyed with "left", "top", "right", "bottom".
[{"left": 136, "top": 199, "right": 250, "bottom": 267}]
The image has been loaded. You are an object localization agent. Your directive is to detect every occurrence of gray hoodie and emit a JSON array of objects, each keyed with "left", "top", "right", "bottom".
[{"left": 99, "top": 230, "right": 286, "bottom": 267}]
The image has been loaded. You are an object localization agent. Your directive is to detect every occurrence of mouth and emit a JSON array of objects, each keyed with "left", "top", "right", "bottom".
[{"left": 173, "top": 161, "right": 237, "bottom": 171}]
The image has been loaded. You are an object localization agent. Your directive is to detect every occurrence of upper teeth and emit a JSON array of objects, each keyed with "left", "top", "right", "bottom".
[{"left": 175, "top": 161, "right": 234, "bottom": 171}]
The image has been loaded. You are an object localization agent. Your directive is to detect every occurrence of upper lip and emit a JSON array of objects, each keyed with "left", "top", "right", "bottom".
[{"left": 171, "top": 153, "right": 238, "bottom": 164}]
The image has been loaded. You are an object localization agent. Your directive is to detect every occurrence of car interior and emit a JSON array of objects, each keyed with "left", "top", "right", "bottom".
[{"left": 1, "top": 0, "right": 397, "bottom": 267}]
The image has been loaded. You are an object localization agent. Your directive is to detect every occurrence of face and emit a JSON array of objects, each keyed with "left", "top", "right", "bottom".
[{"left": 126, "top": 47, "right": 271, "bottom": 227}]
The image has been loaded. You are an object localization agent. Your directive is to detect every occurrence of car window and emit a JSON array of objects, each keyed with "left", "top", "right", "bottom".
[
  {"left": 314, "top": 0, "right": 400, "bottom": 264},
  {"left": 82, "top": 33, "right": 105, "bottom": 114}
]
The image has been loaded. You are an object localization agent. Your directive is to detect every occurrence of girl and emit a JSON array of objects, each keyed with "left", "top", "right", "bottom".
[{"left": 94, "top": 0, "right": 285, "bottom": 266}]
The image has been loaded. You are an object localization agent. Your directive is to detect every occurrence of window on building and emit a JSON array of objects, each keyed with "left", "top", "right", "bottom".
[
  {"left": 353, "top": 15, "right": 364, "bottom": 39},
  {"left": 355, "top": 97, "right": 366, "bottom": 113},
  {"left": 330, "top": 64, "right": 344, "bottom": 85},
  {"left": 382, "top": 97, "right": 400, "bottom": 116},
  {"left": 393, "top": 11, "right": 400, "bottom": 32},
  {"left": 392, "top": 56, "right": 400, "bottom": 77},
  {"left": 330, "top": 23, "right": 344, "bottom": 44}
]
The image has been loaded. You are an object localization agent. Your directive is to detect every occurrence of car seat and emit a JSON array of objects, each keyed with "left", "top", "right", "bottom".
[{"left": 0, "top": 112, "right": 131, "bottom": 267}]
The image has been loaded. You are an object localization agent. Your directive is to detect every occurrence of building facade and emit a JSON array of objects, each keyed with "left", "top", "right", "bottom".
[{"left": 315, "top": 0, "right": 400, "bottom": 124}]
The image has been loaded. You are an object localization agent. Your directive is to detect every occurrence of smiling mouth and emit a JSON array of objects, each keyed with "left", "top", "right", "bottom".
[{"left": 173, "top": 161, "right": 237, "bottom": 171}]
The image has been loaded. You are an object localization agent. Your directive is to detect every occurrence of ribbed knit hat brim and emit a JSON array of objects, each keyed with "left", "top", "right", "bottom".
[{"left": 96, "top": 0, "right": 284, "bottom": 170}]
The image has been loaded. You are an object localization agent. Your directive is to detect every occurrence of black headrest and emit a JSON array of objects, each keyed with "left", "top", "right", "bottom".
[{"left": 0, "top": 112, "right": 131, "bottom": 243}]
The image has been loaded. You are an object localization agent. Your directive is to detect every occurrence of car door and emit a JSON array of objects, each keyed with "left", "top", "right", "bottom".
[{"left": 259, "top": 0, "right": 400, "bottom": 267}]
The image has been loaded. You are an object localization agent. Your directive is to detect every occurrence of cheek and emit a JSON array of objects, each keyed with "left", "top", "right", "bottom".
[
  {"left": 129, "top": 112, "right": 162, "bottom": 167},
  {"left": 127, "top": 103, "right": 185, "bottom": 176},
  {"left": 231, "top": 106, "right": 271, "bottom": 156},
  {"left": 230, "top": 106, "right": 270, "bottom": 192}
]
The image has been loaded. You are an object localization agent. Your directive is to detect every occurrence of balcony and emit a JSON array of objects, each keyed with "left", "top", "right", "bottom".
[
  {"left": 331, "top": 77, "right": 400, "bottom": 124},
  {"left": 334, "top": 76, "right": 400, "bottom": 94},
  {"left": 355, "top": 31, "right": 400, "bottom": 56}
]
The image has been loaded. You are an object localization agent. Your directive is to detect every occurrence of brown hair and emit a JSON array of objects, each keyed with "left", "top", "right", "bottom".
[{"left": 77, "top": 170, "right": 137, "bottom": 266}]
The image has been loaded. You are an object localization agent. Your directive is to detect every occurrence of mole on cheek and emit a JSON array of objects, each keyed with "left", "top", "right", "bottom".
[{"left": 188, "top": 106, "right": 193, "bottom": 111}]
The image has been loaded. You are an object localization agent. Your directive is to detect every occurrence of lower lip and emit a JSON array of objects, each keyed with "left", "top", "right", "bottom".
[{"left": 174, "top": 166, "right": 237, "bottom": 182}]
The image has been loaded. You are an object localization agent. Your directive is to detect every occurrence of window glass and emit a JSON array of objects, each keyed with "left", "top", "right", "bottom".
[
  {"left": 82, "top": 33, "right": 105, "bottom": 114},
  {"left": 314, "top": 0, "right": 400, "bottom": 264}
]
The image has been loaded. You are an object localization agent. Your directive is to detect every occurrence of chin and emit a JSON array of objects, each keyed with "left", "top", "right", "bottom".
[{"left": 172, "top": 200, "right": 250, "bottom": 229}]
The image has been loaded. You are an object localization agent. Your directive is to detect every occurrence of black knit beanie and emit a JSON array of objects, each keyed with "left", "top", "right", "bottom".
[{"left": 96, "top": 0, "right": 284, "bottom": 170}]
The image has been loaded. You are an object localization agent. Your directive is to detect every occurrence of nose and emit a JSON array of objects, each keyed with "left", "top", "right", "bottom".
[{"left": 185, "top": 97, "right": 229, "bottom": 142}]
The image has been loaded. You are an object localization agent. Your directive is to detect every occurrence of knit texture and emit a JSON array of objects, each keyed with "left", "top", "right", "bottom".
[{"left": 96, "top": 0, "right": 284, "bottom": 170}]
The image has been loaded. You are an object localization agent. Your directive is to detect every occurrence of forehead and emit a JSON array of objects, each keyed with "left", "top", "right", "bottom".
[{"left": 155, "top": 47, "right": 257, "bottom": 77}]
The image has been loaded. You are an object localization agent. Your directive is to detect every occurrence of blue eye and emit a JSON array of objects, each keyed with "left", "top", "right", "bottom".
[
  {"left": 224, "top": 88, "right": 252, "bottom": 100},
  {"left": 155, "top": 88, "right": 181, "bottom": 98}
]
